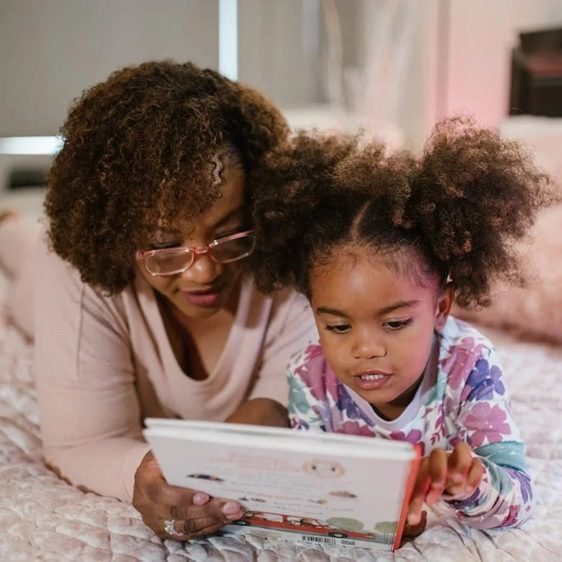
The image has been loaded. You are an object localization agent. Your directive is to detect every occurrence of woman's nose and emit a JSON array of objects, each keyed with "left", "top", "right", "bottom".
[{"left": 180, "top": 251, "right": 223, "bottom": 284}]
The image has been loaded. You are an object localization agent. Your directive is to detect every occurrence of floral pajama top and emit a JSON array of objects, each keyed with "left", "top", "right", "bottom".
[{"left": 288, "top": 316, "right": 532, "bottom": 529}]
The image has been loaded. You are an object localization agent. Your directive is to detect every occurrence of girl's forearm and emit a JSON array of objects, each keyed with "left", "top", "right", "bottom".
[{"left": 446, "top": 459, "right": 532, "bottom": 529}]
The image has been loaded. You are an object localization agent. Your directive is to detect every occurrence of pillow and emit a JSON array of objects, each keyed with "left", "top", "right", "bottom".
[{"left": 453, "top": 202, "right": 562, "bottom": 344}]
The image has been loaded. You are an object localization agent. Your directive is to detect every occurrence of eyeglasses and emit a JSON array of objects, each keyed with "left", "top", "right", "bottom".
[{"left": 137, "top": 229, "right": 256, "bottom": 276}]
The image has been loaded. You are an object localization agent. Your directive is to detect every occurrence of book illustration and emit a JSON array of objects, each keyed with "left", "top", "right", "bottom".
[
  {"left": 325, "top": 517, "right": 364, "bottom": 532},
  {"left": 235, "top": 510, "right": 394, "bottom": 539},
  {"left": 181, "top": 454, "right": 397, "bottom": 543},
  {"left": 303, "top": 459, "right": 345, "bottom": 478},
  {"left": 227, "top": 511, "right": 395, "bottom": 546},
  {"left": 186, "top": 473, "right": 224, "bottom": 481},
  {"left": 179, "top": 455, "right": 365, "bottom": 518},
  {"left": 329, "top": 490, "right": 357, "bottom": 498}
]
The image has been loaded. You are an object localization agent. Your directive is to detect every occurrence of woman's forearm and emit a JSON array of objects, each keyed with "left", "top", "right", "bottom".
[{"left": 225, "top": 398, "right": 289, "bottom": 427}]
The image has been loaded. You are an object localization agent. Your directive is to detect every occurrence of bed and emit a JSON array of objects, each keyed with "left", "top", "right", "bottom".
[{"left": 0, "top": 259, "right": 561, "bottom": 562}]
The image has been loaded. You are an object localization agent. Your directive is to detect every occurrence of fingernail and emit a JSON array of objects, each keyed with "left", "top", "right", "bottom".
[
  {"left": 193, "top": 493, "right": 210, "bottom": 505},
  {"left": 222, "top": 501, "right": 241, "bottom": 515},
  {"left": 226, "top": 511, "right": 243, "bottom": 521}
]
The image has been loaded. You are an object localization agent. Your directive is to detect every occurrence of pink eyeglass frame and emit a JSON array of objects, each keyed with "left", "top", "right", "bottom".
[{"left": 136, "top": 229, "right": 255, "bottom": 276}]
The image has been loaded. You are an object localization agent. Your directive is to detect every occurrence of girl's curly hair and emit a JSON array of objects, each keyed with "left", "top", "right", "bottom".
[
  {"left": 251, "top": 117, "right": 554, "bottom": 308},
  {"left": 46, "top": 60, "right": 288, "bottom": 293}
]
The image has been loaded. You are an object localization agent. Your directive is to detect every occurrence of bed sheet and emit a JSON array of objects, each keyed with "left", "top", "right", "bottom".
[{"left": 0, "top": 270, "right": 560, "bottom": 561}]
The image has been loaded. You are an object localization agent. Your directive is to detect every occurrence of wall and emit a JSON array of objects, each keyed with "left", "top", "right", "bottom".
[
  {"left": 2, "top": 0, "right": 561, "bottom": 145},
  {"left": 238, "top": 0, "right": 323, "bottom": 108},
  {"left": 339, "top": 0, "right": 562, "bottom": 149},
  {"left": 0, "top": 0, "right": 218, "bottom": 137},
  {"left": 443, "top": 0, "right": 562, "bottom": 126}
]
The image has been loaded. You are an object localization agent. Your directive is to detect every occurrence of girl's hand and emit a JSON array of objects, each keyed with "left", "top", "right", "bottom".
[
  {"left": 132, "top": 450, "right": 244, "bottom": 540},
  {"left": 407, "top": 442, "right": 484, "bottom": 526}
]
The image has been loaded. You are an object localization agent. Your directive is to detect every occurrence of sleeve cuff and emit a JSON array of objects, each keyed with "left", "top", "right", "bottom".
[{"left": 122, "top": 442, "right": 151, "bottom": 502}]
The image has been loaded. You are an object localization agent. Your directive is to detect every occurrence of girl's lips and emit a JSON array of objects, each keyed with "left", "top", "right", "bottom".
[{"left": 353, "top": 371, "right": 392, "bottom": 391}]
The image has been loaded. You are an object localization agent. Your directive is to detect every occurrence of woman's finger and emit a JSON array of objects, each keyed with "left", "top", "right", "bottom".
[
  {"left": 136, "top": 485, "right": 213, "bottom": 520},
  {"left": 177, "top": 515, "right": 225, "bottom": 538},
  {"left": 152, "top": 482, "right": 210, "bottom": 508},
  {"left": 169, "top": 499, "right": 243, "bottom": 523},
  {"left": 163, "top": 512, "right": 242, "bottom": 541}
]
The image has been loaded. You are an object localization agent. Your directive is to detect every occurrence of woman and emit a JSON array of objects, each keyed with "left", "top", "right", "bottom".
[{"left": 0, "top": 61, "right": 317, "bottom": 541}]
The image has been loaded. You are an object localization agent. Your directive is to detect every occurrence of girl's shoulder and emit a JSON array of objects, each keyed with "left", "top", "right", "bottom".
[
  {"left": 439, "top": 315, "right": 494, "bottom": 350},
  {"left": 437, "top": 316, "right": 499, "bottom": 391},
  {"left": 289, "top": 340, "right": 328, "bottom": 377},
  {"left": 288, "top": 340, "right": 340, "bottom": 401}
]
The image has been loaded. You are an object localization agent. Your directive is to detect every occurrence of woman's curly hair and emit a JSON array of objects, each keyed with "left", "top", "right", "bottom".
[
  {"left": 46, "top": 60, "right": 288, "bottom": 293},
  {"left": 251, "top": 117, "right": 554, "bottom": 308}
]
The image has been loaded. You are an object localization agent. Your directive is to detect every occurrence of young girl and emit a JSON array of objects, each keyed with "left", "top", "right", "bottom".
[{"left": 251, "top": 118, "right": 552, "bottom": 532}]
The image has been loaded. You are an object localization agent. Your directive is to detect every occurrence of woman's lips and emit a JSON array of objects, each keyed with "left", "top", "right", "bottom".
[{"left": 180, "top": 286, "right": 224, "bottom": 308}]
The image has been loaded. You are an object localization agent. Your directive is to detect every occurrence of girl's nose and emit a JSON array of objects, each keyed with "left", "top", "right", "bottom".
[{"left": 351, "top": 331, "right": 386, "bottom": 360}]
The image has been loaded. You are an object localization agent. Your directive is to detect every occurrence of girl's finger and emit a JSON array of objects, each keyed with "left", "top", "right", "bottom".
[
  {"left": 408, "top": 471, "right": 430, "bottom": 526},
  {"left": 447, "top": 442, "right": 472, "bottom": 485},
  {"left": 407, "top": 496, "right": 425, "bottom": 526},
  {"left": 425, "top": 449, "right": 448, "bottom": 505},
  {"left": 466, "top": 457, "right": 484, "bottom": 490},
  {"left": 402, "top": 510, "right": 427, "bottom": 540}
]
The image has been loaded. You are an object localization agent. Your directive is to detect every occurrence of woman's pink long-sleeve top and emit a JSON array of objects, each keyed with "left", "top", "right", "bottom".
[{"left": 33, "top": 233, "right": 317, "bottom": 502}]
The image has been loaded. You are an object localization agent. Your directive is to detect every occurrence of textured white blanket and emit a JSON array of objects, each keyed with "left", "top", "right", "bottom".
[{"left": 0, "top": 270, "right": 560, "bottom": 562}]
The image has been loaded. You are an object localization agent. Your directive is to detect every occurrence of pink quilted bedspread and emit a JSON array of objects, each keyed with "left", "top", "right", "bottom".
[{"left": 0, "top": 270, "right": 561, "bottom": 562}]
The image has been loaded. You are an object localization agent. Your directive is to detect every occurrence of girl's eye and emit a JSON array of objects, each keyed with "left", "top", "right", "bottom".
[
  {"left": 326, "top": 324, "right": 351, "bottom": 335},
  {"left": 383, "top": 318, "right": 412, "bottom": 331}
]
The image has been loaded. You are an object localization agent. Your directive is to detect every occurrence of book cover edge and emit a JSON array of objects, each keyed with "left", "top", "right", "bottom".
[{"left": 391, "top": 443, "right": 423, "bottom": 551}]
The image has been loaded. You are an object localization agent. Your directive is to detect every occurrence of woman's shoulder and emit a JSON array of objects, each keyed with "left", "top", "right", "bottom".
[
  {"left": 36, "top": 227, "right": 131, "bottom": 319},
  {"left": 250, "top": 281, "right": 316, "bottom": 334},
  {"left": 265, "top": 284, "right": 311, "bottom": 313}
]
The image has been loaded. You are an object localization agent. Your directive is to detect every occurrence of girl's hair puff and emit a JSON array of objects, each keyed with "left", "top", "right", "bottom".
[{"left": 252, "top": 117, "right": 553, "bottom": 307}]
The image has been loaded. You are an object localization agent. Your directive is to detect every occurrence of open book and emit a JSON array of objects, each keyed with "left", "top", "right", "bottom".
[{"left": 144, "top": 419, "right": 420, "bottom": 552}]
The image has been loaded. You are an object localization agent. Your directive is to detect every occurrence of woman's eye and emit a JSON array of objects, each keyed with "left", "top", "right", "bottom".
[
  {"left": 214, "top": 226, "right": 246, "bottom": 240},
  {"left": 150, "top": 241, "right": 181, "bottom": 250},
  {"left": 383, "top": 319, "right": 412, "bottom": 331},
  {"left": 326, "top": 324, "right": 351, "bottom": 335}
]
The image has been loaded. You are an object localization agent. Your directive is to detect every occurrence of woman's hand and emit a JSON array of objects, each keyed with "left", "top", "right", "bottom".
[
  {"left": 407, "top": 442, "right": 484, "bottom": 526},
  {"left": 133, "top": 450, "right": 244, "bottom": 540},
  {"left": 226, "top": 398, "right": 289, "bottom": 427}
]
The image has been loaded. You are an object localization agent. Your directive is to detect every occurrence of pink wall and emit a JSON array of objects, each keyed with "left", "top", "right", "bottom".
[{"left": 443, "top": 0, "right": 562, "bottom": 127}]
